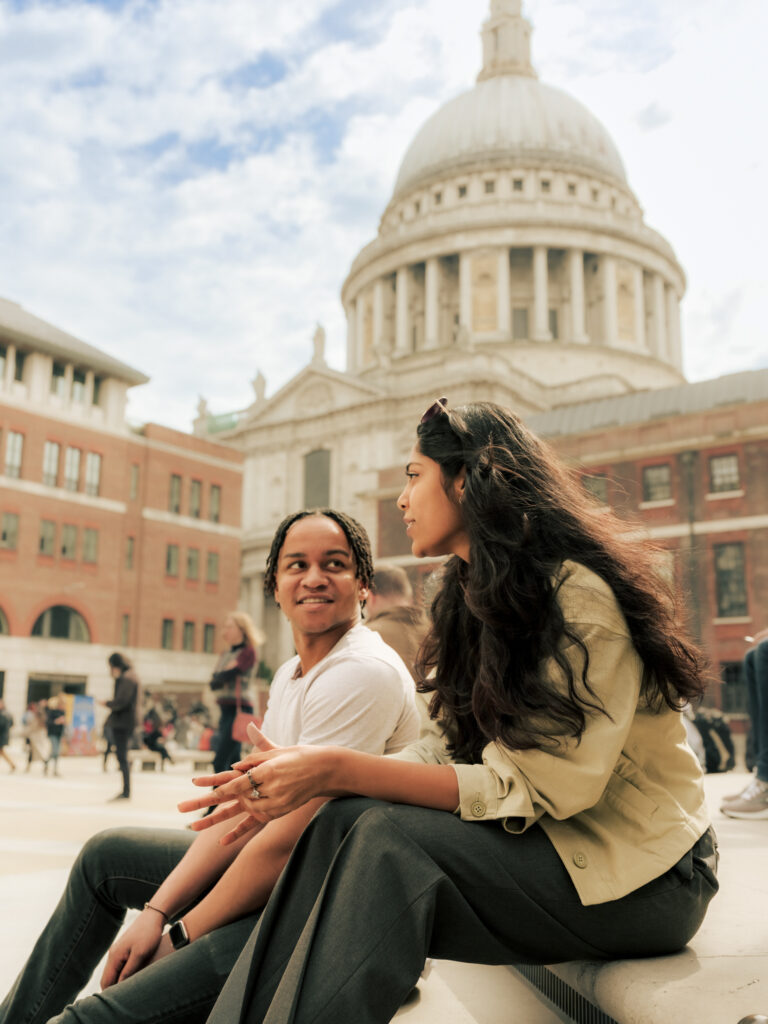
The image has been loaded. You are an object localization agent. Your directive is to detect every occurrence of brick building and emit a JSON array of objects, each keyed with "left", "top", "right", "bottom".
[{"left": 0, "top": 297, "right": 243, "bottom": 725}]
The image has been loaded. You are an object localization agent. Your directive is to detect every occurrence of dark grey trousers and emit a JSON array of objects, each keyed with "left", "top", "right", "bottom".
[
  {"left": 0, "top": 828, "right": 259, "bottom": 1024},
  {"left": 208, "top": 798, "right": 718, "bottom": 1024}
]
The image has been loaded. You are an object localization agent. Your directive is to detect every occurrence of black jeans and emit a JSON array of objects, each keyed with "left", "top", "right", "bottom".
[
  {"left": 0, "top": 828, "right": 259, "bottom": 1024},
  {"left": 208, "top": 799, "right": 718, "bottom": 1024},
  {"left": 112, "top": 729, "right": 131, "bottom": 797}
]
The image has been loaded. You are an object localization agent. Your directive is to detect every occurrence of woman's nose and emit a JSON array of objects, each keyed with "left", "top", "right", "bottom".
[{"left": 396, "top": 488, "right": 407, "bottom": 510}]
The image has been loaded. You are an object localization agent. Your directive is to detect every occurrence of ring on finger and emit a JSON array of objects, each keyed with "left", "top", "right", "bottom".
[{"left": 245, "top": 768, "right": 262, "bottom": 799}]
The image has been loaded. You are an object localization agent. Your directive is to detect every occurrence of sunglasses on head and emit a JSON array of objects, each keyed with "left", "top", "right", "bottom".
[{"left": 420, "top": 397, "right": 448, "bottom": 424}]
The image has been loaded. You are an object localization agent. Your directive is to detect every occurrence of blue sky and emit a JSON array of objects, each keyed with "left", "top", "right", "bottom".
[{"left": 0, "top": 0, "right": 765, "bottom": 429}]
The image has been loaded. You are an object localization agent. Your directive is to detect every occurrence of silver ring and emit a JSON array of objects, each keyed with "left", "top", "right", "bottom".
[{"left": 245, "top": 768, "right": 261, "bottom": 799}]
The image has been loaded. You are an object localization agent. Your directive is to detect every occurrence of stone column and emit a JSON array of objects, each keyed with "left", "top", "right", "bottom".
[
  {"left": 372, "top": 279, "right": 385, "bottom": 354},
  {"left": 345, "top": 303, "right": 357, "bottom": 372},
  {"left": 602, "top": 255, "right": 618, "bottom": 347},
  {"left": 424, "top": 258, "right": 440, "bottom": 349},
  {"left": 633, "top": 266, "right": 646, "bottom": 350},
  {"left": 395, "top": 267, "right": 410, "bottom": 355},
  {"left": 666, "top": 286, "right": 682, "bottom": 370},
  {"left": 532, "top": 245, "right": 551, "bottom": 341},
  {"left": 2, "top": 344, "right": 15, "bottom": 390},
  {"left": 458, "top": 252, "right": 473, "bottom": 333},
  {"left": 84, "top": 369, "right": 95, "bottom": 406},
  {"left": 653, "top": 275, "right": 668, "bottom": 360},
  {"left": 569, "top": 249, "right": 587, "bottom": 342},
  {"left": 356, "top": 293, "right": 367, "bottom": 367},
  {"left": 497, "top": 248, "right": 511, "bottom": 335}
]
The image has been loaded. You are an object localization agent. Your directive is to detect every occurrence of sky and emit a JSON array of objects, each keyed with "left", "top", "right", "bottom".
[{"left": 0, "top": 0, "right": 765, "bottom": 431}]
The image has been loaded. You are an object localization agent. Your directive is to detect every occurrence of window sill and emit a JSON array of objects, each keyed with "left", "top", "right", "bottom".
[
  {"left": 639, "top": 499, "right": 675, "bottom": 509},
  {"left": 706, "top": 489, "right": 744, "bottom": 501},
  {"left": 713, "top": 617, "right": 752, "bottom": 625}
]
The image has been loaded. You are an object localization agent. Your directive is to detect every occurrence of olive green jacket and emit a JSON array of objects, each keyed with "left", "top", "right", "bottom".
[{"left": 391, "top": 562, "right": 710, "bottom": 906}]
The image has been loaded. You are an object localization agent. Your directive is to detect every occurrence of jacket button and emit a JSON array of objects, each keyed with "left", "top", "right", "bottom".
[
  {"left": 471, "top": 800, "right": 487, "bottom": 818},
  {"left": 573, "top": 852, "right": 588, "bottom": 869}
]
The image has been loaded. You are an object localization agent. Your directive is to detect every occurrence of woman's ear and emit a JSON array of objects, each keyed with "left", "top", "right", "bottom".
[{"left": 454, "top": 466, "right": 467, "bottom": 503}]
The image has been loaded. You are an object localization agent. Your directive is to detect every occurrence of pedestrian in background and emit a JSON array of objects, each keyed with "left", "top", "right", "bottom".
[
  {"left": 365, "top": 564, "right": 429, "bottom": 680},
  {"left": 209, "top": 613, "right": 262, "bottom": 775},
  {"left": 0, "top": 699, "right": 14, "bottom": 773},
  {"left": 101, "top": 653, "right": 139, "bottom": 802},
  {"left": 722, "top": 628, "right": 768, "bottom": 819},
  {"left": 22, "top": 701, "right": 50, "bottom": 771},
  {"left": 142, "top": 694, "right": 175, "bottom": 769},
  {"left": 44, "top": 695, "right": 66, "bottom": 777}
]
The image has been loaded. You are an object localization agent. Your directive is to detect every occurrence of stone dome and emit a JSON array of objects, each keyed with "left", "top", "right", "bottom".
[{"left": 392, "top": 74, "right": 627, "bottom": 200}]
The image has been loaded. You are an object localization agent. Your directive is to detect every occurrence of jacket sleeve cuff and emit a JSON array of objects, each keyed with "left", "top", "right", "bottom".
[{"left": 452, "top": 762, "right": 536, "bottom": 825}]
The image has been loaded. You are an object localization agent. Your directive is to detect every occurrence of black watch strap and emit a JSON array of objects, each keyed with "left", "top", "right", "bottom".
[{"left": 168, "top": 919, "right": 190, "bottom": 950}]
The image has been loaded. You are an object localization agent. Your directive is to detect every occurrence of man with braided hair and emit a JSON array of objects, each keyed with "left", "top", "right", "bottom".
[{"left": 1, "top": 509, "right": 418, "bottom": 1024}]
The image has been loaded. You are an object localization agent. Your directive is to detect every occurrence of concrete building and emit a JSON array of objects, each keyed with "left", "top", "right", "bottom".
[
  {"left": 0, "top": 296, "right": 243, "bottom": 725},
  {"left": 198, "top": 0, "right": 762, "bottom": 712}
]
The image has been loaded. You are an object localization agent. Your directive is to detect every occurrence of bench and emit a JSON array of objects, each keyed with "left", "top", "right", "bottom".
[
  {"left": 129, "top": 748, "right": 215, "bottom": 773},
  {"left": 403, "top": 769, "right": 768, "bottom": 1023}
]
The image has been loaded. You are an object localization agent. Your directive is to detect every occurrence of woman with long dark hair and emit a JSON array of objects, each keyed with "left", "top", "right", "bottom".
[
  {"left": 209, "top": 612, "right": 263, "bottom": 775},
  {"left": 191, "top": 399, "right": 718, "bottom": 1024}
]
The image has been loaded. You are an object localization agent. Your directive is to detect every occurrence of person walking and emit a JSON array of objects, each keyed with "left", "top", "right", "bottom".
[
  {"left": 721, "top": 629, "right": 768, "bottom": 819},
  {"left": 199, "top": 398, "right": 717, "bottom": 1024},
  {"left": 0, "top": 699, "right": 15, "bottom": 773},
  {"left": 101, "top": 653, "right": 139, "bottom": 801},
  {"left": 142, "top": 694, "right": 175, "bottom": 769},
  {"left": 44, "top": 695, "right": 66, "bottom": 777},
  {"left": 209, "top": 613, "right": 262, "bottom": 776}
]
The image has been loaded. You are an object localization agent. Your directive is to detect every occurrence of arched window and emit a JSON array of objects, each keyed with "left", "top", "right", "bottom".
[
  {"left": 0, "top": 607, "right": 8, "bottom": 634},
  {"left": 31, "top": 606, "right": 91, "bottom": 643}
]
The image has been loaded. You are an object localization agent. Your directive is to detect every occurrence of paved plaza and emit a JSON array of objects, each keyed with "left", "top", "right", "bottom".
[{"left": 0, "top": 747, "right": 764, "bottom": 1023}]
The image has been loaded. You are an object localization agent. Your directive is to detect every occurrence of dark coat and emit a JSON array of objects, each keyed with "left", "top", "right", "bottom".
[
  {"left": 0, "top": 709, "right": 12, "bottom": 747},
  {"left": 105, "top": 670, "right": 139, "bottom": 733}
]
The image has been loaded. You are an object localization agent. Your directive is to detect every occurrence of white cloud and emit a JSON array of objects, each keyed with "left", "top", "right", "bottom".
[{"left": 0, "top": 0, "right": 765, "bottom": 431}]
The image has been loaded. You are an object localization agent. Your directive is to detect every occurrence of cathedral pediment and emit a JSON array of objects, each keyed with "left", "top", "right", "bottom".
[{"left": 244, "top": 365, "right": 384, "bottom": 427}]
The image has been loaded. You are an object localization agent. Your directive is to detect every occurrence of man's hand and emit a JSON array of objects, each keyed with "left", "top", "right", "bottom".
[{"left": 100, "top": 909, "right": 165, "bottom": 988}]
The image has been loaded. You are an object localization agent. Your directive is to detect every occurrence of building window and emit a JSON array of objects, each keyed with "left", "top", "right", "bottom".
[
  {"left": 709, "top": 454, "right": 740, "bottom": 493},
  {"left": 39, "top": 519, "right": 56, "bottom": 556},
  {"left": 206, "top": 551, "right": 219, "bottom": 584},
  {"left": 540, "top": 179, "right": 551, "bottom": 193},
  {"left": 71, "top": 369, "right": 87, "bottom": 402},
  {"left": 92, "top": 376, "right": 102, "bottom": 406},
  {"left": 548, "top": 308, "right": 559, "bottom": 340},
  {"left": 51, "top": 361, "right": 67, "bottom": 398},
  {"left": 84, "top": 452, "right": 102, "bottom": 496},
  {"left": 125, "top": 535, "right": 135, "bottom": 570},
  {"left": 642, "top": 464, "right": 672, "bottom": 502},
  {"left": 209, "top": 484, "right": 221, "bottom": 523},
  {"left": 714, "top": 543, "right": 748, "bottom": 618},
  {"left": 512, "top": 308, "right": 529, "bottom": 340},
  {"left": 0, "top": 512, "right": 19, "bottom": 550},
  {"left": 63, "top": 447, "right": 81, "bottom": 491},
  {"left": 567, "top": 182, "right": 577, "bottom": 195},
  {"left": 182, "top": 621, "right": 195, "bottom": 651},
  {"left": 14, "top": 351, "right": 25, "bottom": 382},
  {"left": 61, "top": 524, "right": 78, "bottom": 559},
  {"left": 189, "top": 479, "right": 202, "bottom": 518},
  {"left": 32, "top": 605, "right": 90, "bottom": 642},
  {"left": 82, "top": 527, "right": 99, "bottom": 564},
  {"left": 187, "top": 547, "right": 199, "bottom": 580},
  {"left": 169, "top": 473, "right": 182, "bottom": 514},
  {"left": 484, "top": 179, "right": 495, "bottom": 194},
  {"left": 161, "top": 619, "right": 174, "bottom": 650},
  {"left": 721, "top": 662, "right": 747, "bottom": 713},
  {"left": 129, "top": 464, "right": 139, "bottom": 500},
  {"left": 5, "top": 431, "right": 24, "bottom": 478},
  {"left": 433, "top": 191, "right": 442, "bottom": 205},
  {"left": 42, "top": 441, "right": 60, "bottom": 487},
  {"left": 413, "top": 200, "right": 421, "bottom": 214},
  {"left": 592, "top": 187, "right": 600, "bottom": 202},
  {"left": 121, "top": 613, "right": 131, "bottom": 647},
  {"left": 0, "top": 344, "right": 5, "bottom": 378},
  {"left": 166, "top": 543, "right": 180, "bottom": 577},
  {"left": 513, "top": 178, "right": 524, "bottom": 191},
  {"left": 203, "top": 623, "right": 215, "bottom": 653},
  {"left": 582, "top": 474, "right": 608, "bottom": 503},
  {"left": 457, "top": 184, "right": 467, "bottom": 198},
  {"left": 304, "top": 449, "right": 331, "bottom": 508}
]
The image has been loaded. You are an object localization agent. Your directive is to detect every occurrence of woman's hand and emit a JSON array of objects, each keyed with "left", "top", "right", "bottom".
[
  {"left": 178, "top": 724, "right": 342, "bottom": 843},
  {"left": 100, "top": 909, "right": 165, "bottom": 989}
]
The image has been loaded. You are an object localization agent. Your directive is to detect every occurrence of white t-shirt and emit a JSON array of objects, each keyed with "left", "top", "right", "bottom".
[{"left": 261, "top": 623, "right": 419, "bottom": 754}]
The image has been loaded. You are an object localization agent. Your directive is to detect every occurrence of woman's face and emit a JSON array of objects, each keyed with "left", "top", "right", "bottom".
[
  {"left": 397, "top": 446, "right": 469, "bottom": 561},
  {"left": 222, "top": 617, "right": 244, "bottom": 647}
]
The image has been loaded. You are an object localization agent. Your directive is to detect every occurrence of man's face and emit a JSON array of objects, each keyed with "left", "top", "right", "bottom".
[{"left": 273, "top": 516, "right": 367, "bottom": 639}]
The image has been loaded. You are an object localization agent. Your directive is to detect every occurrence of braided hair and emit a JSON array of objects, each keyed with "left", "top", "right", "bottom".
[{"left": 264, "top": 509, "right": 374, "bottom": 602}]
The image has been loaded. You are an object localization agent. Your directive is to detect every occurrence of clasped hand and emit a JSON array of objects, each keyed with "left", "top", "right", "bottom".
[{"left": 177, "top": 722, "right": 337, "bottom": 844}]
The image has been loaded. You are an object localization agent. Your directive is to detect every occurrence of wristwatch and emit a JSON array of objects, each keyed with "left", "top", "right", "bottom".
[{"left": 168, "top": 919, "right": 190, "bottom": 950}]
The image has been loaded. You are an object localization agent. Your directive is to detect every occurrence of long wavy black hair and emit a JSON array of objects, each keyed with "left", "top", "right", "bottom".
[{"left": 414, "top": 401, "right": 706, "bottom": 763}]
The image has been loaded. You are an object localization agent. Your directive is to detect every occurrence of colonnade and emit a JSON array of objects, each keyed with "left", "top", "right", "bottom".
[{"left": 346, "top": 245, "right": 682, "bottom": 372}]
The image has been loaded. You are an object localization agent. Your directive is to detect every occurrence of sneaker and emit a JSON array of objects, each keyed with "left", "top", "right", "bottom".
[
  {"left": 108, "top": 792, "right": 131, "bottom": 802},
  {"left": 721, "top": 779, "right": 768, "bottom": 819},
  {"left": 721, "top": 777, "right": 760, "bottom": 805}
]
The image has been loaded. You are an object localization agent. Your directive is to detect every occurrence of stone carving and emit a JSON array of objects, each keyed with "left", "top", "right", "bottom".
[
  {"left": 312, "top": 323, "right": 327, "bottom": 366},
  {"left": 252, "top": 371, "right": 267, "bottom": 405}
]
